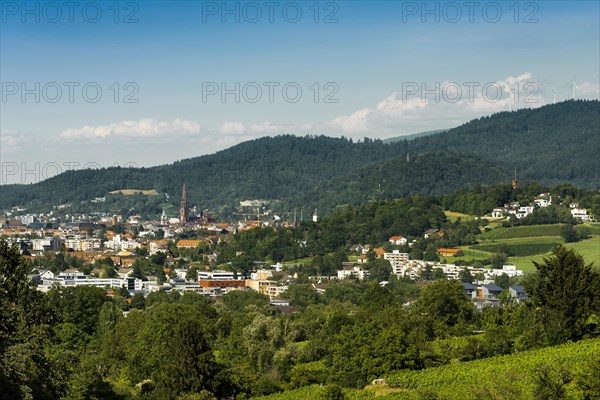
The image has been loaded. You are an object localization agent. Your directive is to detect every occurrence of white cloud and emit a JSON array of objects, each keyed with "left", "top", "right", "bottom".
[
  {"left": 249, "top": 121, "right": 280, "bottom": 134},
  {"left": 328, "top": 72, "right": 548, "bottom": 136},
  {"left": 576, "top": 81, "right": 600, "bottom": 99},
  {"left": 330, "top": 107, "right": 372, "bottom": 133},
  {"left": 225, "top": 73, "right": 593, "bottom": 140},
  {"left": 249, "top": 121, "right": 314, "bottom": 134},
  {"left": 0, "top": 129, "right": 33, "bottom": 147},
  {"left": 219, "top": 121, "right": 315, "bottom": 135},
  {"left": 61, "top": 118, "right": 200, "bottom": 139},
  {"left": 219, "top": 121, "right": 246, "bottom": 135}
]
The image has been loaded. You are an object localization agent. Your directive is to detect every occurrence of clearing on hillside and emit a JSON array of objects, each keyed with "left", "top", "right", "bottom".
[{"left": 108, "top": 189, "right": 159, "bottom": 196}]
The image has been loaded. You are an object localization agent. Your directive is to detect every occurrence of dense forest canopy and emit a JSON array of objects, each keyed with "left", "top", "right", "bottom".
[{"left": 1, "top": 239, "right": 599, "bottom": 399}]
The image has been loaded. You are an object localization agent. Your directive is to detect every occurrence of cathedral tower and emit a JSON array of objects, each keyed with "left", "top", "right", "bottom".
[{"left": 180, "top": 184, "right": 189, "bottom": 224}]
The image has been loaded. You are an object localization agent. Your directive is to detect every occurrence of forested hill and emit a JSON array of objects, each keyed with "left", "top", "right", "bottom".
[
  {"left": 404, "top": 100, "right": 600, "bottom": 186},
  {"left": 0, "top": 100, "right": 598, "bottom": 213},
  {"left": 0, "top": 136, "right": 409, "bottom": 212},
  {"left": 382, "top": 129, "right": 448, "bottom": 143},
  {"left": 294, "top": 152, "right": 507, "bottom": 212}
]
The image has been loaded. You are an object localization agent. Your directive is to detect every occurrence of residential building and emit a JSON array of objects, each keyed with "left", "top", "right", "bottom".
[
  {"left": 245, "top": 279, "right": 288, "bottom": 299},
  {"left": 251, "top": 269, "right": 273, "bottom": 280},
  {"left": 373, "top": 248, "right": 385, "bottom": 258},
  {"left": 491, "top": 207, "right": 506, "bottom": 218},
  {"left": 150, "top": 239, "right": 168, "bottom": 254},
  {"left": 177, "top": 239, "right": 202, "bottom": 249},
  {"left": 58, "top": 269, "right": 86, "bottom": 281},
  {"left": 461, "top": 282, "right": 476, "bottom": 298},
  {"left": 509, "top": 285, "right": 529, "bottom": 303},
  {"left": 571, "top": 208, "right": 591, "bottom": 221},
  {"left": 384, "top": 250, "right": 409, "bottom": 265},
  {"left": 423, "top": 229, "right": 439, "bottom": 239},
  {"left": 198, "top": 280, "right": 245, "bottom": 289},
  {"left": 389, "top": 235, "right": 407, "bottom": 246},
  {"left": 534, "top": 193, "right": 552, "bottom": 208},
  {"left": 437, "top": 248, "right": 461, "bottom": 257},
  {"left": 337, "top": 266, "right": 369, "bottom": 280},
  {"left": 197, "top": 270, "right": 236, "bottom": 281},
  {"left": 489, "top": 265, "right": 524, "bottom": 278},
  {"left": 480, "top": 284, "right": 503, "bottom": 300},
  {"left": 117, "top": 268, "right": 134, "bottom": 279}
]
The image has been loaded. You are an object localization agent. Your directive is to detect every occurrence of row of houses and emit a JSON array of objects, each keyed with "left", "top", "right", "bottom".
[
  {"left": 32, "top": 266, "right": 290, "bottom": 300},
  {"left": 461, "top": 282, "right": 529, "bottom": 307},
  {"left": 197, "top": 269, "right": 289, "bottom": 299},
  {"left": 337, "top": 250, "right": 524, "bottom": 284},
  {"left": 491, "top": 206, "right": 535, "bottom": 219},
  {"left": 490, "top": 194, "right": 594, "bottom": 221},
  {"left": 34, "top": 269, "right": 143, "bottom": 293}
]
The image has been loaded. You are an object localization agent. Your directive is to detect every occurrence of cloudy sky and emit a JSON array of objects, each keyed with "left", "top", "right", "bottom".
[{"left": 1, "top": 0, "right": 599, "bottom": 183}]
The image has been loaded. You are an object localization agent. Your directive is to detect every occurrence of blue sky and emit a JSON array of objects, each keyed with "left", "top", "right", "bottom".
[{"left": 1, "top": 1, "right": 599, "bottom": 183}]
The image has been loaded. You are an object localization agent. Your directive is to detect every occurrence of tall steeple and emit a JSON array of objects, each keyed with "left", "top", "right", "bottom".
[
  {"left": 160, "top": 207, "right": 167, "bottom": 225},
  {"left": 180, "top": 184, "right": 189, "bottom": 224},
  {"left": 511, "top": 169, "right": 519, "bottom": 190}
]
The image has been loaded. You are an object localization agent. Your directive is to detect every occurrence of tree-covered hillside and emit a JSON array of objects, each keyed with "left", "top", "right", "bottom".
[
  {"left": 404, "top": 100, "right": 600, "bottom": 186},
  {"left": 1, "top": 100, "right": 598, "bottom": 214},
  {"left": 295, "top": 152, "right": 507, "bottom": 212}
]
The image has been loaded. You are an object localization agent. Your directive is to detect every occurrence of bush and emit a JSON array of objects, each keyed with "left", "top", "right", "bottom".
[{"left": 320, "top": 384, "right": 346, "bottom": 400}]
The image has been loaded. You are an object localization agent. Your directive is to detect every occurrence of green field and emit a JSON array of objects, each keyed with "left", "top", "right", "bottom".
[
  {"left": 478, "top": 223, "right": 600, "bottom": 240},
  {"left": 253, "top": 339, "right": 600, "bottom": 400},
  {"left": 283, "top": 225, "right": 600, "bottom": 274},
  {"left": 444, "top": 211, "right": 476, "bottom": 222},
  {"left": 566, "top": 237, "right": 600, "bottom": 267},
  {"left": 108, "top": 189, "right": 159, "bottom": 196},
  {"left": 478, "top": 224, "right": 564, "bottom": 239},
  {"left": 501, "top": 237, "right": 600, "bottom": 272},
  {"left": 447, "top": 246, "right": 493, "bottom": 263},
  {"left": 385, "top": 338, "right": 600, "bottom": 399},
  {"left": 459, "top": 224, "right": 600, "bottom": 273},
  {"left": 472, "top": 237, "right": 558, "bottom": 257},
  {"left": 282, "top": 257, "right": 314, "bottom": 266}
]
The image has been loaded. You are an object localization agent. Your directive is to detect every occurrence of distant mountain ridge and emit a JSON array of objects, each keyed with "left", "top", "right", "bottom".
[
  {"left": 1, "top": 100, "right": 598, "bottom": 214},
  {"left": 382, "top": 129, "right": 448, "bottom": 143}
]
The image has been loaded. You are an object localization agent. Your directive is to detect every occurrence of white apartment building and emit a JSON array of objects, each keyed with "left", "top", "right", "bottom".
[
  {"left": 197, "top": 270, "right": 236, "bottom": 280},
  {"left": 337, "top": 266, "right": 369, "bottom": 280},
  {"left": 571, "top": 208, "right": 591, "bottom": 221}
]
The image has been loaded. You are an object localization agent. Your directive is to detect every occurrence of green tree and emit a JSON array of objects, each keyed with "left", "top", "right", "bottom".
[
  {"left": 432, "top": 268, "right": 447, "bottom": 281},
  {"left": 135, "top": 246, "right": 149, "bottom": 256},
  {"left": 494, "top": 273, "right": 510, "bottom": 289},
  {"left": 282, "top": 284, "right": 320, "bottom": 309},
  {"left": 421, "top": 265, "right": 433, "bottom": 281},
  {"left": 415, "top": 280, "right": 474, "bottom": 331},
  {"left": 490, "top": 252, "right": 508, "bottom": 269},
  {"left": 532, "top": 365, "right": 569, "bottom": 400},
  {"left": 368, "top": 259, "right": 392, "bottom": 282},
  {"left": 231, "top": 255, "right": 254, "bottom": 279},
  {"left": 65, "top": 353, "right": 120, "bottom": 399},
  {"left": 0, "top": 240, "right": 59, "bottom": 398},
  {"left": 527, "top": 245, "right": 600, "bottom": 343},
  {"left": 320, "top": 384, "right": 347, "bottom": 400},
  {"left": 131, "top": 260, "right": 145, "bottom": 280},
  {"left": 146, "top": 290, "right": 170, "bottom": 307},
  {"left": 186, "top": 266, "right": 200, "bottom": 281},
  {"left": 458, "top": 268, "right": 474, "bottom": 283},
  {"left": 560, "top": 223, "right": 579, "bottom": 243},
  {"left": 49, "top": 285, "right": 110, "bottom": 335},
  {"left": 223, "top": 290, "right": 270, "bottom": 312},
  {"left": 130, "top": 293, "right": 146, "bottom": 310},
  {"left": 125, "top": 303, "right": 222, "bottom": 398}
]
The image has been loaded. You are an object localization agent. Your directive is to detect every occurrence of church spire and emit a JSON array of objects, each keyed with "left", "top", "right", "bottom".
[{"left": 180, "top": 184, "right": 189, "bottom": 224}]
